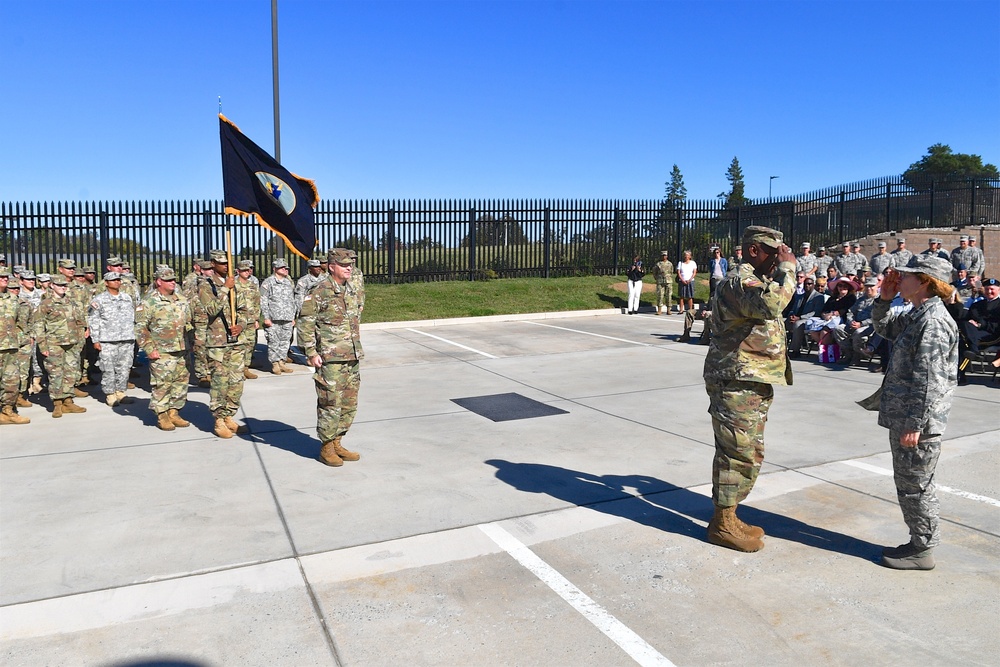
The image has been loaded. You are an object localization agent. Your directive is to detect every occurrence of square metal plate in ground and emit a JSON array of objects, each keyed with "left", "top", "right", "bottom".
[{"left": 451, "top": 392, "right": 569, "bottom": 422}]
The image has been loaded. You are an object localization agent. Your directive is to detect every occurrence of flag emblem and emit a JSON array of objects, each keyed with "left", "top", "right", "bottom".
[{"left": 255, "top": 172, "right": 296, "bottom": 214}]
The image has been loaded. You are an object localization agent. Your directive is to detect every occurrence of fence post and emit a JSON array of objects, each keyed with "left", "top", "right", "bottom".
[
  {"left": 787, "top": 201, "right": 795, "bottom": 250},
  {"left": 885, "top": 181, "right": 892, "bottom": 232},
  {"left": 543, "top": 206, "right": 551, "bottom": 279},
  {"left": 838, "top": 191, "right": 845, "bottom": 244},
  {"left": 674, "top": 203, "right": 683, "bottom": 263},
  {"left": 929, "top": 180, "right": 936, "bottom": 227},
  {"left": 468, "top": 205, "right": 477, "bottom": 280},
  {"left": 387, "top": 207, "right": 396, "bottom": 283},
  {"left": 970, "top": 179, "right": 977, "bottom": 227},
  {"left": 99, "top": 209, "right": 110, "bottom": 270},
  {"left": 612, "top": 206, "right": 620, "bottom": 275},
  {"left": 203, "top": 209, "right": 213, "bottom": 258}
]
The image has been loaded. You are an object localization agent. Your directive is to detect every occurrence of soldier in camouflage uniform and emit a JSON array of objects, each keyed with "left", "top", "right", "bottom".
[
  {"left": 199, "top": 250, "right": 249, "bottom": 439},
  {"left": 871, "top": 255, "right": 958, "bottom": 570},
  {"left": 297, "top": 248, "right": 364, "bottom": 467},
  {"left": 54, "top": 259, "right": 90, "bottom": 396},
  {"left": 346, "top": 249, "right": 366, "bottom": 315},
  {"left": 235, "top": 260, "right": 261, "bottom": 380},
  {"left": 967, "top": 237, "right": 985, "bottom": 277},
  {"left": 795, "top": 242, "right": 818, "bottom": 281},
  {"left": 35, "top": 274, "right": 89, "bottom": 417},
  {"left": 652, "top": 250, "right": 674, "bottom": 315},
  {"left": 703, "top": 226, "right": 796, "bottom": 552},
  {"left": 295, "top": 259, "right": 325, "bottom": 315},
  {"left": 950, "top": 235, "right": 976, "bottom": 274},
  {"left": 0, "top": 268, "right": 31, "bottom": 424},
  {"left": 890, "top": 238, "right": 913, "bottom": 269},
  {"left": 136, "top": 267, "right": 193, "bottom": 431},
  {"left": 17, "top": 270, "right": 45, "bottom": 397},
  {"left": 260, "top": 258, "right": 297, "bottom": 374},
  {"left": 813, "top": 247, "right": 833, "bottom": 280},
  {"left": 88, "top": 272, "right": 136, "bottom": 407},
  {"left": 186, "top": 259, "right": 212, "bottom": 387},
  {"left": 869, "top": 241, "right": 893, "bottom": 276}
]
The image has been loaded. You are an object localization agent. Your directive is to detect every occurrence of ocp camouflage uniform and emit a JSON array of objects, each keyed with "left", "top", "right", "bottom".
[
  {"left": 66, "top": 280, "right": 92, "bottom": 386},
  {"left": 0, "top": 290, "right": 26, "bottom": 414},
  {"left": 261, "top": 273, "right": 296, "bottom": 364},
  {"left": 295, "top": 273, "right": 323, "bottom": 315},
  {"left": 88, "top": 290, "right": 136, "bottom": 398},
  {"left": 14, "top": 299, "right": 35, "bottom": 397},
  {"left": 349, "top": 267, "right": 366, "bottom": 314},
  {"left": 199, "top": 271, "right": 246, "bottom": 420},
  {"left": 17, "top": 286, "right": 45, "bottom": 388},
  {"left": 652, "top": 259, "right": 674, "bottom": 313},
  {"left": 873, "top": 295, "right": 958, "bottom": 550},
  {"left": 34, "top": 289, "right": 87, "bottom": 401},
  {"left": 136, "top": 290, "right": 192, "bottom": 415},
  {"left": 704, "top": 259, "right": 795, "bottom": 508},
  {"left": 185, "top": 276, "right": 209, "bottom": 382},
  {"left": 297, "top": 275, "right": 364, "bottom": 446},
  {"left": 235, "top": 276, "right": 261, "bottom": 372}
]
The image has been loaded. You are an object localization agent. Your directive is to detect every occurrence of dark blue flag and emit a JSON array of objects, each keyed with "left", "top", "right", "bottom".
[{"left": 219, "top": 114, "right": 319, "bottom": 260}]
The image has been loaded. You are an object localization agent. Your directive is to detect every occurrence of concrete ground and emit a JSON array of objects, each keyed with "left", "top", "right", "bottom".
[{"left": 2, "top": 308, "right": 998, "bottom": 667}]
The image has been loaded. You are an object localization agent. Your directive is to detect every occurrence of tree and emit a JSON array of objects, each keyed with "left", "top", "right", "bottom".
[
  {"left": 665, "top": 164, "right": 687, "bottom": 206},
  {"left": 902, "top": 143, "right": 999, "bottom": 191},
  {"left": 718, "top": 156, "right": 748, "bottom": 209},
  {"left": 461, "top": 213, "right": 529, "bottom": 247}
]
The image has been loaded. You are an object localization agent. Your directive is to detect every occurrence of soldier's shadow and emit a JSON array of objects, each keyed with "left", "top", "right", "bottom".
[
  {"left": 113, "top": 397, "right": 214, "bottom": 430},
  {"left": 485, "top": 460, "right": 881, "bottom": 562},
  {"left": 241, "top": 417, "right": 321, "bottom": 459}
]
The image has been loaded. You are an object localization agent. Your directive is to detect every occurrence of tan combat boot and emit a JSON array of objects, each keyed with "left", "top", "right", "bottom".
[
  {"left": 29, "top": 377, "right": 43, "bottom": 395},
  {"left": 332, "top": 437, "right": 360, "bottom": 461},
  {"left": 223, "top": 416, "right": 248, "bottom": 434},
  {"left": 1, "top": 405, "right": 31, "bottom": 425},
  {"left": 16, "top": 395, "right": 32, "bottom": 408},
  {"left": 52, "top": 398, "right": 63, "bottom": 418},
  {"left": 157, "top": 412, "right": 175, "bottom": 431},
  {"left": 271, "top": 363, "right": 282, "bottom": 375},
  {"left": 243, "top": 368, "right": 258, "bottom": 379},
  {"left": 168, "top": 409, "right": 190, "bottom": 428},
  {"left": 73, "top": 387, "right": 88, "bottom": 398},
  {"left": 61, "top": 398, "right": 87, "bottom": 414},
  {"left": 733, "top": 511, "right": 765, "bottom": 540},
  {"left": 117, "top": 392, "right": 135, "bottom": 404},
  {"left": 213, "top": 418, "right": 234, "bottom": 439},
  {"left": 280, "top": 361, "right": 294, "bottom": 373},
  {"left": 317, "top": 441, "right": 344, "bottom": 467},
  {"left": 106, "top": 393, "right": 119, "bottom": 407},
  {"left": 707, "top": 505, "right": 764, "bottom": 552}
]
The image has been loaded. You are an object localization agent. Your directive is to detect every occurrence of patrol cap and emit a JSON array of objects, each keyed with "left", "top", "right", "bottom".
[
  {"left": 0, "top": 253, "right": 5, "bottom": 263},
  {"left": 346, "top": 249, "right": 358, "bottom": 260},
  {"left": 37, "top": 273, "right": 51, "bottom": 282},
  {"left": 877, "top": 241, "right": 886, "bottom": 248},
  {"left": 982, "top": 278, "right": 999, "bottom": 287},
  {"left": 896, "top": 238, "right": 906, "bottom": 244},
  {"left": 817, "top": 246, "right": 826, "bottom": 252},
  {"left": 741, "top": 225, "right": 783, "bottom": 250},
  {"left": 327, "top": 248, "right": 354, "bottom": 266},
  {"left": 20, "top": 270, "right": 36, "bottom": 280},
  {"left": 929, "top": 237, "right": 942, "bottom": 244},
  {"left": 51, "top": 274, "right": 70, "bottom": 286},
  {"left": 0, "top": 266, "right": 9, "bottom": 277},
  {"left": 842, "top": 241, "right": 851, "bottom": 247},
  {"left": 272, "top": 258, "right": 289, "bottom": 269},
  {"left": 73, "top": 267, "right": 85, "bottom": 277},
  {"left": 58, "top": 258, "right": 76, "bottom": 269},
  {"left": 800, "top": 241, "right": 810, "bottom": 248},
  {"left": 122, "top": 271, "right": 135, "bottom": 280},
  {"left": 895, "top": 254, "right": 952, "bottom": 283},
  {"left": 960, "top": 235, "right": 969, "bottom": 242},
  {"left": 198, "top": 259, "right": 214, "bottom": 270},
  {"left": 660, "top": 250, "right": 669, "bottom": 256},
  {"left": 107, "top": 256, "right": 123, "bottom": 266},
  {"left": 209, "top": 249, "right": 228, "bottom": 263},
  {"left": 103, "top": 271, "right": 122, "bottom": 281},
  {"left": 864, "top": 277, "right": 879, "bottom": 287},
  {"left": 83, "top": 266, "right": 96, "bottom": 274},
  {"left": 13, "top": 265, "right": 25, "bottom": 274},
  {"left": 237, "top": 260, "right": 254, "bottom": 270},
  {"left": 155, "top": 267, "right": 177, "bottom": 281},
  {"left": 851, "top": 242, "right": 861, "bottom": 248},
  {"left": 307, "top": 259, "right": 321, "bottom": 268}
]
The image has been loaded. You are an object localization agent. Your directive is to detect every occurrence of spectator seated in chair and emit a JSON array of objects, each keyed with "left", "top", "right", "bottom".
[
  {"left": 785, "top": 277, "right": 827, "bottom": 357},
  {"left": 958, "top": 277, "right": 1000, "bottom": 383},
  {"left": 805, "top": 277, "right": 858, "bottom": 353},
  {"left": 831, "top": 277, "right": 879, "bottom": 365}
]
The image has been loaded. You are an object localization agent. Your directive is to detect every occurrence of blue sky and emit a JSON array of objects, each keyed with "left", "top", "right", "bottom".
[{"left": 3, "top": 0, "right": 997, "bottom": 204}]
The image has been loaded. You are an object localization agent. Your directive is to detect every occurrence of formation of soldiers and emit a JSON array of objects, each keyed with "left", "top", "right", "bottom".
[{"left": 0, "top": 249, "right": 367, "bottom": 463}]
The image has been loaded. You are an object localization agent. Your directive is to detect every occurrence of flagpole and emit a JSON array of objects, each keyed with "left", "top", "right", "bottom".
[{"left": 271, "top": 0, "right": 286, "bottom": 262}]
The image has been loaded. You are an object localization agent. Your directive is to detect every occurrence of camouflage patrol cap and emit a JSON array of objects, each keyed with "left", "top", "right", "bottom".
[
  {"left": 155, "top": 267, "right": 177, "bottom": 281},
  {"left": 960, "top": 235, "right": 969, "bottom": 242},
  {"left": 73, "top": 267, "right": 85, "bottom": 277},
  {"left": 307, "top": 259, "right": 321, "bottom": 267},
  {"left": 103, "top": 271, "right": 122, "bottom": 281},
  {"left": 346, "top": 249, "right": 358, "bottom": 260},
  {"left": 107, "top": 256, "right": 123, "bottom": 266},
  {"left": 895, "top": 254, "right": 952, "bottom": 283},
  {"left": 896, "top": 238, "right": 906, "bottom": 244},
  {"left": 13, "top": 265, "right": 25, "bottom": 274},
  {"left": 155, "top": 263, "right": 171, "bottom": 273},
  {"left": 209, "top": 249, "right": 228, "bottom": 263},
  {"left": 58, "top": 258, "right": 76, "bottom": 269},
  {"left": 83, "top": 266, "right": 96, "bottom": 274},
  {"left": 37, "top": 273, "right": 51, "bottom": 282},
  {"left": 198, "top": 259, "right": 214, "bottom": 270},
  {"left": 272, "top": 258, "right": 289, "bottom": 269},
  {"left": 877, "top": 241, "right": 886, "bottom": 247},
  {"left": 20, "top": 270, "right": 36, "bottom": 280},
  {"left": 328, "top": 248, "right": 354, "bottom": 266},
  {"left": 0, "top": 266, "right": 10, "bottom": 277},
  {"left": 660, "top": 250, "right": 669, "bottom": 256},
  {"left": 742, "top": 225, "right": 783, "bottom": 250},
  {"left": 800, "top": 241, "right": 810, "bottom": 248},
  {"left": 51, "top": 274, "right": 69, "bottom": 286},
  {"left": 237, "top": 260, "right": 254, "bottom": 270},
  {"left": 864, "top": 277, "right": 879, "bottom": 287}
]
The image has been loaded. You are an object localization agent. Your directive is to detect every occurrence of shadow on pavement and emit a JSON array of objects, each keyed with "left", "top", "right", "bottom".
[
  {"left": 242, "top": 417, "right": 321, "bottom": 460},
  {"left": 485, "top": 459, "right": 881, "bottom": 562}
]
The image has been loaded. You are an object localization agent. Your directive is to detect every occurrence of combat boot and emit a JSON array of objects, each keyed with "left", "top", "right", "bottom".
[
  {"left": 117, "top": 392, "right": 135, "bottom": 404},
  {"left": 732, "top": 511, "right": 764, "bottom": 540},
  {"left": 332, "top": 437, "right": 360, "bottom": 461},
  {"left": 73, "top": 387, "right": 88, "bottom": 398},
  {"left": 243, "top": 368, "right": 258, "bottom": 379},
  {"left": 223, "top": 416, "right": 248, "bottom": 434},
  {"left": 16, "top": 395, "right": 32, "bottom": 408},
  {"left": 29, "top": 377, "right": 43, "bottom": 395},
  {"left": 167, "top": 409, "right": 190, "bottom": 428},
  {"left": 707, "top": 505, "right": 764, "bottom": 552},
  {"left": 280, "top": 361, "right": 294, "bottom": 373},
  {"left": 1, "top": 406, "right": 30, "bottom": 425},
  {"left": 157, "top": 412, "right": 176, "bottom": 431},
  {"left": 317, "top": 441, "right": 344, "bottom": 467},
  {"left": 271, "top": 363, "right": 282, "bottom": 375},
  {"left": 881, "top": 543, "right": 935, "bottom": 571},
  {"left": 213, "top": 418, "right": 234, "bottom": 439},
  {"left": 106, "top": 393, "right": 119, "bottom": 407},
  {"left": 677, "top": 333, "right": 691, "bottom": 343},
  {"left": 61, "top": 398, "right": 87, "bottom": 414},
  {"left": 52, "top": 398, "right": 63, "bottom": 418}
]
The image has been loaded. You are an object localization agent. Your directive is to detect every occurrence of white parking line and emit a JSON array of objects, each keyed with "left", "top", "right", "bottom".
[
  {"left": 525, "top": 321, "right": 653, "bottom": 346},
  {"left": 479, "top": 523, "right": 675, "bottom": 667},
  {"left": 841, "top": 460, "right": 1000, "bottom": 507},
  {"left": 406, "top": 328, "right": 498, "bottom": 358}
]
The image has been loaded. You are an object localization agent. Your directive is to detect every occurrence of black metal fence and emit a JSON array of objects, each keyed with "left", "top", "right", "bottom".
[{"left": 2, "top": 176, "right": 996, "bottom": 284}]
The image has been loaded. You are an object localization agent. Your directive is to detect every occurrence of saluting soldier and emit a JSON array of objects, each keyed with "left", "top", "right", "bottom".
[
  {"left": 88, "top": 271, "right": 136, "bottom": 407},
  {"left": 136, "top": 267, "right": 192, "bottom": 431},
  {"left": 235, "top": 260, "right": 261, "bottom": 380},
  {"left": 297, "top": 248, "right": 364, "bottom": 467},
  {"left": 0, "top": 268, "right": 30, "bottom": 424},
  {"left": 703, "top": 226, "right": 796, "bottom": 553},
  {"left": 35, "top": 274, "right": 88, "bottom": 417},
  {"left": 198, "top": 250, "right": 248, "bottom": 439}
]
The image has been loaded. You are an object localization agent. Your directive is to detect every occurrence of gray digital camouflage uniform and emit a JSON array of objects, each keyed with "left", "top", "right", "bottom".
[
  {"left": 88, "top": 290, "right": 136, "bottom": 398},
  {"left": 260, "top": 273, "right": 296, "bottom": 364}
]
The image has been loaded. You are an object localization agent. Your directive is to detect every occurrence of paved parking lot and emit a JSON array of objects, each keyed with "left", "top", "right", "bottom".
[{"left": 2, "top": 309, "right": 998, "bottom": 666}]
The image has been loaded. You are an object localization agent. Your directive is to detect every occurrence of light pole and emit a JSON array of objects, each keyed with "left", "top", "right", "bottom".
[{"left": 769, "top": 175, "right": 779, "bottom": 199}]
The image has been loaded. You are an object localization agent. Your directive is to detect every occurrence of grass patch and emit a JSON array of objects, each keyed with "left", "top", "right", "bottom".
[{"left": 362, "top": 275, "right": 711, "bottom": 323}]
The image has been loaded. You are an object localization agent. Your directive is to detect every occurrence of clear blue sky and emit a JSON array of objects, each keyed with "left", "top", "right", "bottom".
[{"left": 3, "top": 0, "right": 997, "bottom": 204}]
